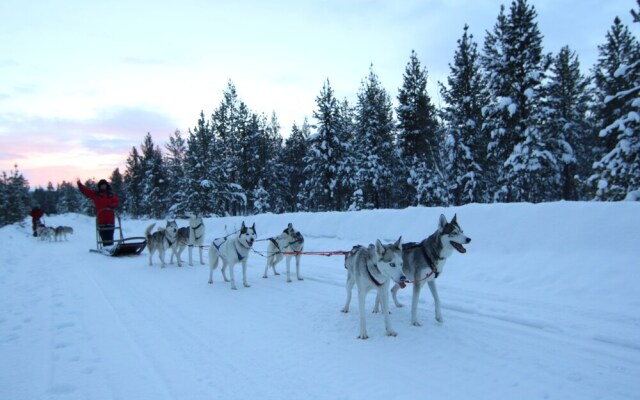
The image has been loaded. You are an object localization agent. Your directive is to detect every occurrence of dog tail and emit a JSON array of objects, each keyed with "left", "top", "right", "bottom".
[{"left": 145, "top": 223, "right": 156, "bottom": 239}]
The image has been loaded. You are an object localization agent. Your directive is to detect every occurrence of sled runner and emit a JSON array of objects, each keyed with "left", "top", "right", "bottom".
[{"left": 90, "top": 210, "right": 146, "bottom": 256}]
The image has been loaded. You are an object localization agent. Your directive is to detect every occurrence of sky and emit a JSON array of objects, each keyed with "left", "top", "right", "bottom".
[{"left": 1, "top": 0, "right": 637, "bottom": 188}]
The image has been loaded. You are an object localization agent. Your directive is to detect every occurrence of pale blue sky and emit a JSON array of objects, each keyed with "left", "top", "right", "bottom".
[{"left": 0, "top": 0, "right": 636, "bottom": 187}]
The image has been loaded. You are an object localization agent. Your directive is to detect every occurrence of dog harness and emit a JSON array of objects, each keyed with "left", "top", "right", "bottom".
[
  {"left": 417, "top": 243, "right": 444, "bottom": 279},
  {"left": 366, "top": 263, "right": 385, "bottom": 287}
]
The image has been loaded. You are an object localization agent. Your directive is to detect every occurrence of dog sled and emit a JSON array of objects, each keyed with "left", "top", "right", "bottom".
[{"left": 90, "top": 209, "right": 146, "bottom": 256}]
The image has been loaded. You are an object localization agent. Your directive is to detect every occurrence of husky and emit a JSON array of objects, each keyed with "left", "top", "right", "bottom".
[
  {"left": 375, "top": 214, "right": 471, "bottom": 327},
  {"left": 186, "top": 214, "right": 206, "bottom": 266},
  {"left": 54, "top": 226, "right": 73, "bottom": 241},
  {"left": 262, "top": 223, "right": 305, "bottom": 282},
  {"left": 171, "top": 226, "right": 189, "bottom": 267},
  {"left": 145, "top": 220, "right": 179, "bottom": 268},
  {"left": 341, "top": 238, "right": 406, "bottom": 339},
  {"left": 37, "top": 225, "right": 54, "bottom": 241},
  {"left": 170, "top": 214, "right": 205, "bottom": 267},
  {"left": 208, "top": 222, "right": 257, "bottom": 290}
]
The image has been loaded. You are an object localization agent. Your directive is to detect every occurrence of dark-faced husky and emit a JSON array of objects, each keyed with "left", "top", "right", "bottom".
[
  {"left": 171, "top": 214, "right": 206, "bottom": 267},
  {"left": 54, "top": 226, "right": 73, "bottom": 241},
  {"left": 376, "top": 214, "right": 471, "bottom": 326},
  {"left": 341, "top": 238, "right": 406, "bottom": 339},
  {"left": 208, "top": 222, "right": 257, "bottom": 290},
  {"left": 145, "top": 221, "right": 179, "bottom": 268},
  {"left": 262, "top": 223, "right": 305, "bottom": 282}
]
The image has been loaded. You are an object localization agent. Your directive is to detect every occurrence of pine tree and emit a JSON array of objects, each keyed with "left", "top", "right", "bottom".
[
  {"left": 210, "top": 82, "right": 250, "bottom": 215},
  {"left": 397, "top": 51, "right": 445, "bottom": 206},
  {"left": 440, "top": 26, "right": 490, "bottom": 205},
  {"left": 591, "top": 11, "right": 640, "bottom": 200},
  {"left": 302, "top": 79, "right": 343, "bottom": 211},
  {"left": 165, "top": 130, "right": 189, "bottom": 216},
  {"left": 543, "top": 46, "right": 593, "bottom": 200},
  {"left": 336, "top": 98, "right": 359, "bottom": 211},
  {"left": 184, "top": 111, "right": 224, "bottom": 216},
  {"left": 123, "top": 146, "right": 144, "bottom": 217},
  {"left": 282, "top": 120, "right": 310, "bottom": 212},
  {"left": 355, "top": 65, "right": 398, "bottom": 209},
  {"left": 139, "top": 133, "right": 169, "bottom": 218},
  {"left": 55, "top": 181, "right": 83, "bottom": 214},
  {"left": 481, "top": 0, "right": 553, "bottom": 202},
  {"left": 0, "top": 165, "right": 31, "bottom": 227}
]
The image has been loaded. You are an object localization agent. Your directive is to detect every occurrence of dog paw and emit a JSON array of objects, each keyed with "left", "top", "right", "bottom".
[
  {"left": 341, "top": 308, "right": 349, "bottom": 313},
  {"left": 275, "top": 272, "right": 280, "bottom": 275},
  {"left": 244, "top": 283, "right": 251, "bottom": 288},
  {"left": 208, "top": 280, "right": 213, "bottom": 284},
  {"left": 262, "top": 275, "right": 268, "bottom": 279},
  {"left": 287, "top": 279, "right": 292, "bottom": 283},
  {"left": 231, "top": 286, "right": 238, "bottom": 290},
  {"left": 386, "top": 330, "right": 398, "bottom": 337},
  {"left": 411, "top": 321, "right": 422, "bottom": 327},
  {"left": 357, "top": 334, "right": 369, "bottom": 340},
  {"left": 298, "top": 277, "right": 304, "bottom": 281}
]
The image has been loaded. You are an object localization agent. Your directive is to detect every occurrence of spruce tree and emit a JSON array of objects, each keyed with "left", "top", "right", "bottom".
[
  {"left": 591, "top": 12, "right": 640, "bottom": 200},
  {"left": 440, "top": 26, "right": 490, "bottom": 205},
  {"left": 0, "top": 165, "right": 30, "bottom": 227},
  {"left": 165, "top": 130, "right": 189, "bottom": 216},
  {"left": 282, "top": 120, "right": 310, "bottom": 212},
  {"left": 397, "top": 51, "right": 444, "bottom": 206},
  {"left": 185, "top": 111, "right": 225, "bottom": 216},
  {"left": 543, "top": 46, "right": 593, "bottom": 200},
  {"left": 355, "top": 65, "right": 398, "bottom": 209},
  {"left": 481, "top": 0, "right": 553, "bottom": 202},
  {"left": 123, "top": 147, "right": 144, "bottom": 217},
  {"left": 302, "top": 79, "right": 343, "bottom": 211},
  {"left": 139, "top": 133, "right": 169, "bottom": 218}
]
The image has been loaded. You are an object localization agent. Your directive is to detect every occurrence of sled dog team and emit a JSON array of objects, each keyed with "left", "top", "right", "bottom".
[
  {"left": 36, "top": 225, "right": 74, "bottom": 242},
  {"left": 145, "top": 213, "right": 471, "bottom": 339}
]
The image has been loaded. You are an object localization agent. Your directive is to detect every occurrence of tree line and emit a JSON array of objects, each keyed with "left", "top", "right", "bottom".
[{"left": 2, "top": 0, "right": 639, "bottom": 226}]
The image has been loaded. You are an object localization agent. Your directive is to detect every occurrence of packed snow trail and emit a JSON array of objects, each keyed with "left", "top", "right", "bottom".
[{"left": 1, "top": 202, "right": 639, "bottom": 400}]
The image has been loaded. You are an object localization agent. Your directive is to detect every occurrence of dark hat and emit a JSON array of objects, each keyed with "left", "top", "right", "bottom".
[{"left": 98, "top": 179, "right": 109, "bottom": 186}]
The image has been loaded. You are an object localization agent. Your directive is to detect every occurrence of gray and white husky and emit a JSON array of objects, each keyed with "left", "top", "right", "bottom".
[
  {"left": 262, "top": 223, "right": 305, "bottom": 282},
  {"left": 208, "top": 222, "right": 257, "bottom": 290},
  {"left": 145, "top": 220, "right": 179, "bottom": 268},
  {"left": 54, "top": 226, "right": 73, "bottom": 241},
  {"left": 341, "top": 238, "right": 406, "bottom": 340},
  {"left": 375, "top": 214, "right": 471, "bottom": 326},
  {"left": 171, "top": 214, "right": 206, "bottom": 267}
]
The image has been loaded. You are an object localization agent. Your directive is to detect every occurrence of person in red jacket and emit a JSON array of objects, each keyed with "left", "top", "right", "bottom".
[
  {"left": 78, "top": 179, "right": 120, "bottom": 246},
  {"left": 29, "top": 206, "right": 45, "bottom": 237}
]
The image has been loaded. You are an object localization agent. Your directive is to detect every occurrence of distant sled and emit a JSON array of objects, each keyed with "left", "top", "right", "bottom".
[{"left": 89, "top": 210, "right": 146, "bottom": 256}]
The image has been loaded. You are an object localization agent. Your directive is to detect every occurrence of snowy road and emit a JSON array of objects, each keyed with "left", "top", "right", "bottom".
[{"left": 1, "top": 203, "right": 639, "bottom": 400}]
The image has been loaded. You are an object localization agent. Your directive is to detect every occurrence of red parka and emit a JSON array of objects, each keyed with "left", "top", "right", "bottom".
[{"left": 78, "top": 180, "right": 119, "bottom": 224}]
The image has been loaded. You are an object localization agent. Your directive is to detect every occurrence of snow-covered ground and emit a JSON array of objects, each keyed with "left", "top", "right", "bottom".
[{"left": 1, "top": 202, "right": 639, "bottom": 400}]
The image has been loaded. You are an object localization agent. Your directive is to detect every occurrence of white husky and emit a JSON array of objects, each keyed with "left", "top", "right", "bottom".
[
  {"left": 262, "top": 223, "right": 305, "bottom": 282},
  {"left": 341, "top": 238, "right": 406, "bottom": 339},
  {"left": 208, "top": 222, "right": 256, "bottom": 290},
  {"left": 145, "top": 221, "right": 179, "bottom": 268}
]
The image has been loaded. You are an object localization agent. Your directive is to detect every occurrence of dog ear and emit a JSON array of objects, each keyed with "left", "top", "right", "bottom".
[
  {"left": 439, "top": 214, "right": 447, "bottom": 230},
  {"left": 375, "top": 239, "right": 384, "bottom": 255},
  {"left": 451, "top": 214, "right": 458, "bottom": 225},
  {"left": 394, "top": 236, "right": 402, "bottom": 250},
  {"left": 240, "top": 221, "right": 246, "bottom": 232}
]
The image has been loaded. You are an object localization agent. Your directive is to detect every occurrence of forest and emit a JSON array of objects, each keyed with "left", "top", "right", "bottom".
[{"left": 1, "top": 0, "right": 639, "bottom": 225}]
